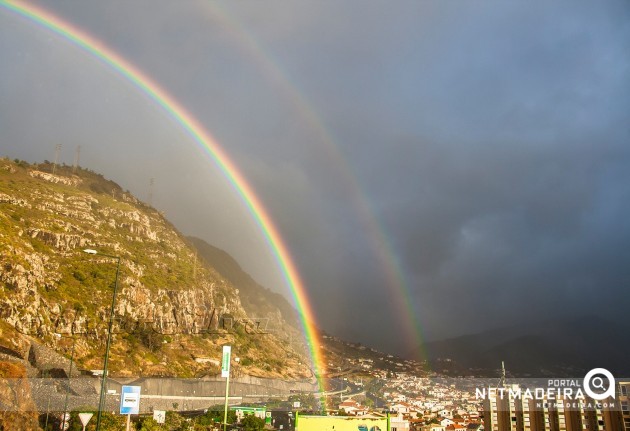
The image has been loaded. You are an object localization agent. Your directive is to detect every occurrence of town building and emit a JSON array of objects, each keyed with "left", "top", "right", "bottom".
[
  {"left": 619, "top": 381, "right": 630, "bottom": 431},
  {"left": 482, "top": 383, "right": 624, "bottom": 431}
]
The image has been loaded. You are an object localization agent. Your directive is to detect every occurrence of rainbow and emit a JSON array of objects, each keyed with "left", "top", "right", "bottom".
[
  {"left": 205, "top": 4, "right": 428, "bottom": 360},
  {"left": 0, "top": 0, "right": 327, "bottom": 387}
]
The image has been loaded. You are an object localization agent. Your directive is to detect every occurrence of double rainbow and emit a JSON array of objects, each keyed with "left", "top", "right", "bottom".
[
  {"left": 0, "top": 0, "right": 326, "bottom": 388},
  {"left": 205, "top": 4, "right": 427, "bottom": 360}
]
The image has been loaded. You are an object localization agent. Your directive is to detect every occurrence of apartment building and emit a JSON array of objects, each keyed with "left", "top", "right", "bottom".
[{"left": 482, "top": 384, "right": 624, "bottom": 431}]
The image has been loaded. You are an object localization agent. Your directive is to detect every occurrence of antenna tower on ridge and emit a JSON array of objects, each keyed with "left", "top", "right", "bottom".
[
  {"left": 52, "top": 144, "right": 62, "bottom": 175},
  {"left": 148, "top": 178, "right": 155, "bottom": 206},
  {"left": 72, "top": 145, "right": 81, "bottom": 174}
]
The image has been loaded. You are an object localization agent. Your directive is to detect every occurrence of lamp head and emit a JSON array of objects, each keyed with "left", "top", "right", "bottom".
[{"left": 83, "top": 249, "right": 98, "bottom": 255}]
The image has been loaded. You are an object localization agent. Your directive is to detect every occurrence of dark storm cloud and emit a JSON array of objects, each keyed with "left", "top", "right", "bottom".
[
  {"left": 340, "top": 1, "right": 630, "bottom": 340},
  {"left": 1, "top": 0, "right": 629, "bottom": 355}
]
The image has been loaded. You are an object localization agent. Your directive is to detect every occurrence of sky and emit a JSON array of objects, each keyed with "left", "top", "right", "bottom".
[{"left": 1, "top": 0, "right": 629, "bottom": 357}]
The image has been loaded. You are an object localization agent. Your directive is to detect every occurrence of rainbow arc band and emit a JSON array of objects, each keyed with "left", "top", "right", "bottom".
[
  {"left": 206, "top": 4, "right": 426, "bottom": 359},
  {"left": 0, "top": 0, "right": 326, "bottom": 389}
]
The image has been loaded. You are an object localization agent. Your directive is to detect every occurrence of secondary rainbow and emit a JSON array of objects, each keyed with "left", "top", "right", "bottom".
[
  {"left": 205, "top": 3, "right": 428, "bottom": 360},
  {"left": 0, "top": 0, "right": 326, "bottom": 387}
]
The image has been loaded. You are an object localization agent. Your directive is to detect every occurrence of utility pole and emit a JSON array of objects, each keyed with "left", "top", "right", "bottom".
[
  {"left": 193, "top": 250, "right": 198, "bottom": 280},
  {"left": 222, "top": 346, "right": 232, "bottom": 431},
  {"left": 499, "top": 361, "right": 506, "bottom": 387},
  {"left": 83, "top": 249, "right": 121, "bottom": 431},
  {"left": 72, "top": 145, "right": 81, "bottom": 174},
  {"left": 52, "top": 144, "right": 62, "bottom": 175},
  {"left": 148, "top": 178, "right": 155, "bottom": 206},
  {"left": 61, "top": 336, "right": 76, "bottom": 431}
]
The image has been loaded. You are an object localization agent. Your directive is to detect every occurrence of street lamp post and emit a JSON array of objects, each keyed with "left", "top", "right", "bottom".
[
  {"left": 60, "top": 335, "right": 76, "bottom": 431},
  {"left": 83, "top": 249, "right": 121, "bottom": 431}
]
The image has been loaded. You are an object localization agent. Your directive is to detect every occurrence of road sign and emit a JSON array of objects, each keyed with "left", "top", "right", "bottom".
[
  {"left": 221, "top": 345, "right": 231, "bottom": 378},
  {"left": 120, "top": 385, "right": 141, "bottom": 415},
  {"left": 153, "top": 410, "right": 166, "bottom": 424},
  {"left": 78, "top": 413, "right": 93, "bottom": 426},
  {"left": 61, "top": 412, "right": 70, "bottom": 430}
]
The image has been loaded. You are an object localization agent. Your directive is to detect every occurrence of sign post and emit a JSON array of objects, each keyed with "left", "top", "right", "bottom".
[
  {"left": 78, "top": 413, "right": 93, "bottom": 431},
  {"left": 120, "top": 385, "right": 141, "bottom": 431},
  {"left": 153, "top": 410, "right": 166, "bottom": 424},
  {"left": 222, "top": 345, "right": 231, "bottom": 431}
]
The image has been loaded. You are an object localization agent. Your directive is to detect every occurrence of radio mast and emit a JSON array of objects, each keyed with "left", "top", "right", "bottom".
[
  {"left": 52, "top": 144, "right": 61, "bottom": 175},
  {"left": 72, "top": 145, "right": 81, "bottom": 174}
]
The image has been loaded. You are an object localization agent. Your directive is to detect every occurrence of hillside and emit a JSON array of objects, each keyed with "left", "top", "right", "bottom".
[
  {"left": 188, "top": 237, "right": 301, "bottom": 330},
  {"left": 320, "top": 333, "right": 427, "bottom": 378},
  {"left": 0, "top": 158, "right": 310, "bottom": 379}
]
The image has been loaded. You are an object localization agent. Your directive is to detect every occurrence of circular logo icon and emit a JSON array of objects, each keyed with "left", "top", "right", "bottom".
[{"left": 584, "top": 368, "right": 615, "bottom": 400}]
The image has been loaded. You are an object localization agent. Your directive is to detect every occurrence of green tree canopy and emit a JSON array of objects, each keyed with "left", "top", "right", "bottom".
[{"left": 241, "top": 414, "right": 265, "bottom": 431}]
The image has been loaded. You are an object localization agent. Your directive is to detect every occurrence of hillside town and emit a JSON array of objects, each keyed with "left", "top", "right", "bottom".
[{"left": 325, "top": 353, "right": 485, "bottom": 431}]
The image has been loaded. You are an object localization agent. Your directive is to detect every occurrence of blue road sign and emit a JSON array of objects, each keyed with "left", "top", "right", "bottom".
[{"left": 120, "top": 385, "right": 141, "bottom": 415}]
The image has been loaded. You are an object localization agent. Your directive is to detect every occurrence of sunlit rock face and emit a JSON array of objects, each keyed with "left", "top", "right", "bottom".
[{"left": 0, "top": 159, "right": 311, "bottom": 380}]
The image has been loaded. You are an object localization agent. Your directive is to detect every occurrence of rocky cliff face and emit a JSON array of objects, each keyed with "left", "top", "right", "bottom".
[
  {"left": 0, "top": 361, "right": 40, "bottom": 431},
  {"left": 0, "top": 159, "right": 309, "bottom": 379}
]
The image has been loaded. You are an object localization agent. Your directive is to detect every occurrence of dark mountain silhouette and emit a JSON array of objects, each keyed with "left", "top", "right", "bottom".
[{"left": 423, "top": 315, "right": 630, "bottom": 377}]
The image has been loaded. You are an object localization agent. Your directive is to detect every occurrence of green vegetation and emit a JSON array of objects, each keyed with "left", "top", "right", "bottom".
[
  {"left": 0, "top": 158, "right": 310, "bottom": 379},
  {"left": 289, "top": 393, "right": 320, "bottom": 411},
  {"left": 195, "top": 409, "right": 237, "bottom": 426},
  {"left": 240, "top": 414, "right": 265, "bottom": 431},
  {"left": 60, "top": 410, "right": 195, "bottom": 431}
]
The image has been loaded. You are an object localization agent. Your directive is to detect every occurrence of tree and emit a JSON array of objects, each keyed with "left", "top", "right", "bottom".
[
  {"left": 288, "top": 393, "right": 319, "bottom": 411},
  {"left": 165, "top": 411, "right": 187, "bottom": 431},
  {"left": 94, "top": 412, "right": 126, "bottom": 431},
  {"left": 241, "top": 415, "right": 265, "bottom": 431},
  {"left": 133, "top": 322, "right": 164, "bottom": 352},
  {"left": 138, "top": 418, "right": 162, "bottom": 431},
  {"left": 195, "top": 409, "right": 236, "bottom": 426}
]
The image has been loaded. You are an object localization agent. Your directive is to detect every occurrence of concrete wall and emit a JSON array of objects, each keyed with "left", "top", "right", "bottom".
[{"left": 29, "top": 375, "right": 318, "bottom": 414}]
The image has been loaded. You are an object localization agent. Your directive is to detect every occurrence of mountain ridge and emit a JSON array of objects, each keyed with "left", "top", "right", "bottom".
[
  {"left": 0, "top": 158, "right": 310, "bottom": 379},
  {"left": 187, "top": 236, "right": 301, "bottom": 331},
  {"left": 422, "top": 315, "right": 630, "bottom": 376}
]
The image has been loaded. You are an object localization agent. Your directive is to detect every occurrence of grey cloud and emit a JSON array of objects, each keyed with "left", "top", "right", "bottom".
[{"left": 1, "top": 0, "right": 629, "bottom": 354}]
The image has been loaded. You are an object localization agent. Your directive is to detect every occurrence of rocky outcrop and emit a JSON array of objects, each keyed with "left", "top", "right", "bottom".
[
  {"left": 27, "top": 228, "right": 88, "bottom": 251},
  {"left": 0, "top": 331, "right": 31, "bottom": 362},
  {"left": 0, "top": 193, "right": 30, "bottom": 207},
  {"left": 0, "top": 160, "right": 309, "bottom": 379},
  {"left": 28, "top": 169, "right": 82, "bottom": 186},
  {"left": 1, "top": 253, "right": 243, "bottom": 343},
  {"left": 0, "top": 362, "right": 40, "bottom": 430}
]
